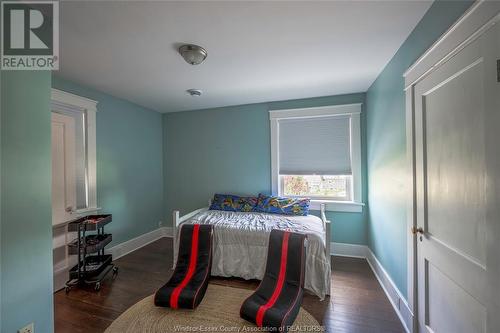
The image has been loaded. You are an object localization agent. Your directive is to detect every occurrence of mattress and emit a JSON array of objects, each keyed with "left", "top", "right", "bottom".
[{"left": 184, "top": 209, "right": 331, "bottom": 299}]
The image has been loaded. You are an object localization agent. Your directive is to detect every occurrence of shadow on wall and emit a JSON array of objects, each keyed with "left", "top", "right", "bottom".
[{"left": 365, "top": 0, "right": 474, "bottom": 299}]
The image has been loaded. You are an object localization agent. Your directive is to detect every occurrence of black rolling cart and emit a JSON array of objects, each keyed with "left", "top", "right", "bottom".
[{"left": 65, "top": 214, "right": 118, "bottom": 293}]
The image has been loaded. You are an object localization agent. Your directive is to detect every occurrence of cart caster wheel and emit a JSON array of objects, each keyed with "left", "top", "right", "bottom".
[
  {"left": 65, "top": 286, "right": 71, "bottom": 294},
  {"left": 94, "top": 282, "right": 101, "bottom": 291},
  {"left": 112, "top": 267, "right": 119, "bottom": 278}
]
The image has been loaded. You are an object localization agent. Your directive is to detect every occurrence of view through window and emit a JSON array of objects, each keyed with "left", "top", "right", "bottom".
[{"left": 281, "top": 175, "right": 352, "bottom": 201}]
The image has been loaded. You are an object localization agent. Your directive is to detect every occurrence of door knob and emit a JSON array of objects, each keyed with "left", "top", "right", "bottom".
[{"left": 411, "top": 226, "right": 424, "bottom": 235}]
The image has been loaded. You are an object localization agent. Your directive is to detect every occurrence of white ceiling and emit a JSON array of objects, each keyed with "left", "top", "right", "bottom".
[{"left": 58, "top": 1, "right": 432, "bottom": 113}]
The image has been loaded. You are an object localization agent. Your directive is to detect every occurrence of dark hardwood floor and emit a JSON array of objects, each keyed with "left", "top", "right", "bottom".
[{"left": 54, "top": 238, "right": 404, "bottom": 333}]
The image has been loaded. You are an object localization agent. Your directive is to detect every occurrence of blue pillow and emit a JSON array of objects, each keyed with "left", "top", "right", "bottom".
[
  {"left": 209, "top": 194, "right": 258, "bottom": 212},
  {"left": 255, "top": 194, "right": 310, "bottom": 216}
]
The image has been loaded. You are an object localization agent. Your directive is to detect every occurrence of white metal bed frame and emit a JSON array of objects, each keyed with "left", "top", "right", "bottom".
[{"left": 172, "top": 202, "right": 331, "bottom": 269}]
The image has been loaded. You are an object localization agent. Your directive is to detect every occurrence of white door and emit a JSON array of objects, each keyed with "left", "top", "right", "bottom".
[
  {"left": 52, "top": 112, "right": 78, "bottom": 290},
  {"left": 52, "top": 112, "right": 76, "bottom": 225},
  {"left": 414, "top": 22, "right": 500, "bottom": 332}
]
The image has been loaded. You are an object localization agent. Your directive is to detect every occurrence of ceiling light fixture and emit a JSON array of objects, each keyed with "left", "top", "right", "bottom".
[
  {"left": 179, "top": 44, "right": 208, "bottom": 65},
  {"left": 187, "top": 89, "right": 203, "bottom": 97}
]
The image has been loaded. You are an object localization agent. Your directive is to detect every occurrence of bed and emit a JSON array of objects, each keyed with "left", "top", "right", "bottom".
[{"left": 172, "top": 203, "right": 331, "bottom": 299}]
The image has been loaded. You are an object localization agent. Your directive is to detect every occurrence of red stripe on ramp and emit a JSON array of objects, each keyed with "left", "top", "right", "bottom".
[
  {"left": 256, "top": 231, "right": 290, "bottom": 327},
  {"left": 170, "top": 224, "right": 200, "bottom": 309}
]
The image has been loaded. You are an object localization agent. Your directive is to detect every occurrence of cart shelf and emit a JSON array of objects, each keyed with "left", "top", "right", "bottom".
[
  {"left": 68, "top": 234, "right": 112, "bottom": 255},
  {"left": 69, "top": 254, "right": 113, "bottom": 279},
  {"left": 67, "top": 214, "right": 112, "bottom": 232}
]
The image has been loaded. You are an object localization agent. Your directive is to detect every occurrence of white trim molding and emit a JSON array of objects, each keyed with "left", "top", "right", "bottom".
[
  {"left": 366, "top": 249, "right": 413, "bottom": 333},
  {"left": 310, "top": 200, "right": 364, "bottom": 213},
  {"left": 331, "top": 242, "right": 368, "bottom": 258},
  {"left": 331, "top": 242, "right": 413, "bottom": 333},
  {"left": 405, "top": 85, "right": 417, "bottom": 332},
  {"left": 404, "top": 1, "right": 500, "bottom": 89},
  {"left": 51, "top": 89, "right": 98, "bottom": 113},
  {"left": 269, "top": 103, "right": 362, "bottom": 120},
  {"left": 163, "top": 227, "right": 173, "bottom": 237},
  {"left": 51, "top": 88, "right": 99, "bottom": 212},
  {"left": 269, "top": 103, "right": 364, "bottom": 213},
  {"left": 106, "top": 227, "right": 171, "bottom": 261}
]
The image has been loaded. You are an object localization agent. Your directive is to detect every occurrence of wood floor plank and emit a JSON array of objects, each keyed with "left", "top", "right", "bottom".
[{"left": 54, "top": 238, "right": 404, "bottom": 333}]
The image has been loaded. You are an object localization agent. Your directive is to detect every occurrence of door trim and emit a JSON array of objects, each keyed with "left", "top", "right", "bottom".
[
  {"left": 405, "top": 85, "right": 417, "bottom": 332},
  {"left": 404, "top": 1, "right": 500, "bottom": 89},
  {"left": 51, "top": 88, "right": 99, "bottom": 212},
  {"left": 405, "top": 1, "right": 500, "bottom": 331}
]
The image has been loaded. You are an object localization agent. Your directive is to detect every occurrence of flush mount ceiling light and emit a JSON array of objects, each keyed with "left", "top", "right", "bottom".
[
  {"left": 179, "top": 44, "right": 208, "bottom": 65},
  {"left": 187, "top": 89, "right": 203, "bottom": 97}
]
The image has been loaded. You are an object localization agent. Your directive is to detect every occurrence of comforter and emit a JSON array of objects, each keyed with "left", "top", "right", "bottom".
[{"left": 184, "top": 210, "right": 331, "bottom": 299}]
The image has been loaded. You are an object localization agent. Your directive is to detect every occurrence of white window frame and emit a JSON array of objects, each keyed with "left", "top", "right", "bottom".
[
  {"left": 51, "top": 88, "right": 100, "bottom": 214},
  {"left": 270, "top": 103, "right": 364, "bottom": 213}
]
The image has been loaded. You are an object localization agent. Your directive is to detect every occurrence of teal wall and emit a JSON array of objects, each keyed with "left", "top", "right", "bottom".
[
  {"left": 1, "top": 6, "right": 476, "bottom": 332},
  {"left": 52, "top": 76, "right": 164, "bottom": 246},
  {"left": 365, "top": 0, "right": 473, "bottom": 298},
  {"left": 1, "top": 72, "right": 53, "bottom": 332},
  {"left": 164, "top": 93, "right": 367, "bottom": 244}
]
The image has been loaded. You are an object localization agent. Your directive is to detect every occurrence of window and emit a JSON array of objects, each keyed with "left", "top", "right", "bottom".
[
  {"left": 270, "top": 104, "right": 363, "bottom": 212},
  {"left": 281, "top": 175, "right": 351, "bottom": 200}
]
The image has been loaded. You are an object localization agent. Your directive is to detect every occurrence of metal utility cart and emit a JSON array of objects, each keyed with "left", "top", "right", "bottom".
[{"left": 65, "top": 214, "right": 118, "bottom": 292}]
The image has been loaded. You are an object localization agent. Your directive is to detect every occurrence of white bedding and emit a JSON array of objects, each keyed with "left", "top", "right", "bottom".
[{"left": 184, "top": 210, "right": 331, "bottom": 299}]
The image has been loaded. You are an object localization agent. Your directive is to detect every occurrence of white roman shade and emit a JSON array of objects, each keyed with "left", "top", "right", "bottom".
[{"left": 278, "top": 115, "right": 352, "bottom": 175}]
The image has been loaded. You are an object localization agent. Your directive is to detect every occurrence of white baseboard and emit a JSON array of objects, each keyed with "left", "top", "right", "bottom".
[
  {"left": 366, "top": 248, "right": 413, "bottom": 333},
  {"left": 163, "top": 227, "right": 173, "bottom": 237},
  {"left": 331, "top": 242, "right": 413, "bottom": 333},
  {"left": 54, "top": 265, "right": 71, "bottom": 292},
  {"left": 331, "top": 242, "right": 368, "bottom": 258},
  {"left": 106, "top": 227, "right": 171, "bottom": 260}
]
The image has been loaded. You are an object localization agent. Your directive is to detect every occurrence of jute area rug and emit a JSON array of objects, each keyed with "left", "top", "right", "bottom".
[{"left": 105, "top": 283, "right": 323, "bottom": 332}]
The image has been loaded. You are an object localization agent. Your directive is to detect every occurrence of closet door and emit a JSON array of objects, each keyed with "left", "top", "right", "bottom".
[
  {"left": 413, "top": 22, "right": 500, "bottom": 332},
  {"left": 52, "top": 111, "right": 78, "bottom": 291},
  {"left": 52, "top": 112, "right": 77, "bottom": 225}
]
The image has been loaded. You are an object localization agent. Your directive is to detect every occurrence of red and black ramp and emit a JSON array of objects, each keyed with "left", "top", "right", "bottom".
[
  {"left": 154, "top": 224, "right": 213, "bottom": 309},
  {"left": 240, "top": 229, "right": 307, "bottom": 332}
]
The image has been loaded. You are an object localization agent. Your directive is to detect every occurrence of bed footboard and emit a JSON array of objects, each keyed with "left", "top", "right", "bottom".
[
  {"left": 320, "top": 203, "right": 331, "bottom": 259},
  {"left": 172, "top": 201, "right": 331, "bottom": 298},
  {"left": 173, "top": 204, "right": 332, "bottom": 263},
  {"left": 320, "top": 203, "right": 332, "bottom": 296},
  {"left": 172, "top": 206, "right": 209, "bottom": 269}
]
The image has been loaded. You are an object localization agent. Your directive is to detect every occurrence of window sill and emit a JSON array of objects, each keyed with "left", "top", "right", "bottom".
[
  {"left": 74, "top": 207, "right": 102, "bottom": 215},
  {"left": 52, "top": 207, "right": 102, "bottom": 229},
  {"left": 310, "top": 200, "right": 364, "bottom": 213}
]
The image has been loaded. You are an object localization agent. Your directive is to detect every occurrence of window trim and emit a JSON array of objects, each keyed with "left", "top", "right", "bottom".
[
  {"left": 269, "top": 103, "right": 364, "bottom": 213},
  {"left": 51, "top": 88, "right": 100, "bottom": 214}
]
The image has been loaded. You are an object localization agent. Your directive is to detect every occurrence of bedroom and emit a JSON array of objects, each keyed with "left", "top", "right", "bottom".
[{"left": 1, "top": 0, "right": 500, "bottom": 332}]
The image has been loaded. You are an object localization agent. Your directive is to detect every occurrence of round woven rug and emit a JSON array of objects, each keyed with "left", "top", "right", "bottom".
[{"left": 105, "top": 284, "right": 323, "bottom": 333}]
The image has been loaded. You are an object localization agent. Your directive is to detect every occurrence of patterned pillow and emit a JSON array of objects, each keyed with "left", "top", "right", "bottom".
[
  {"left": 255, "top": 194, "right": 310, "bottom": 216},
  {"left": 209, "top": 194, "right": 258, "bottom": 212}
]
